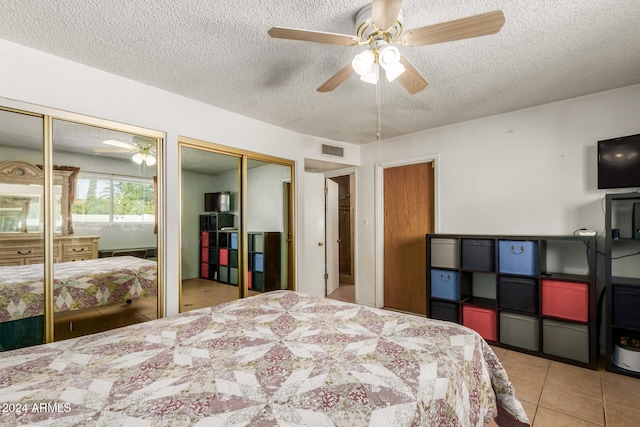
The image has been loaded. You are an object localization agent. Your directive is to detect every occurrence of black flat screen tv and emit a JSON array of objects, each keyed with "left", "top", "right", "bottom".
[
  {"left": 597, "top": 133, "right": 640, "bottom": 189},
  {"left": 204, "top": 191, "right": 230, "bottom": 212}
]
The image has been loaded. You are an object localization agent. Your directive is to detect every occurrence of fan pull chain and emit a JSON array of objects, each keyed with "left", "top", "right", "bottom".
[{"left": 376, "top": 76, "right": 381, "bottom": 141}]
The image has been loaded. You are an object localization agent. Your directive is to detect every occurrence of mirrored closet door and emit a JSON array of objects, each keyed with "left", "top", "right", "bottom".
[
  {"left": 179, "top": 140, "right": 295, "bottom": 311},
  {"left": 0, "top": 108, "right": 46, "bottom": 351},
  {"left": 0, "top": 104, "right": 163, "bottom": 351},
  {"left": 246, "top": 158, "right": 293, "bottom": 294},
  {"left": 51, "top": 119, "right": 160, "bottom": 340},
  {"left": 180, "top": 144, "right": 242, "bottom": 311}
]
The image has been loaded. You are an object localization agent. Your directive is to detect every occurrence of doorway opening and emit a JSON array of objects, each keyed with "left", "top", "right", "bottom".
[{"left": 327, "top": 173, "right": 355, "bottom": 303}]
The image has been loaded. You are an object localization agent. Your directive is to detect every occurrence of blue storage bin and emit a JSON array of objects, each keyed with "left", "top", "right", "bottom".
[
  {"left": 430, "top": 269, "right": 461, "bottom": 301},
  {"left": 498, "top": 240, "right": 539, "bottom": 276},
  {"left": 230, "top": 232, "right": 238, "bottom": 249},
  {"left": 253, "top": 253, "right": 264, "bottom": 272}
]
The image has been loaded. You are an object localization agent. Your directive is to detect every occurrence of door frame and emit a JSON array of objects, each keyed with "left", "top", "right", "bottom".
[
  {"left": 324, "top": 167, "right": 358, "bottom": 301},
  {"left": 374, "top": 155, "right": 439, "bottom": 308}
]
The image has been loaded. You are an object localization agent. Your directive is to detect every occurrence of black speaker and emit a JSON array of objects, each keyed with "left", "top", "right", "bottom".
[{"left": 634, "top": 203, "right": 640, "bottom": 240}]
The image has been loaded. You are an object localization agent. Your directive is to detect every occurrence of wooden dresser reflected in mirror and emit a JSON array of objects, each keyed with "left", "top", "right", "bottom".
[{"left": 0, "top": 160, "right": 99, "bottom": 265}]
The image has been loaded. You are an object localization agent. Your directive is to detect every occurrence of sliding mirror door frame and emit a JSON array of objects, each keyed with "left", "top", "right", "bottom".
[
  {"left": 179, "top": 140, "right": 243, "bottom": 310},
  {"left": 178, "top": 136, "right": 296, "bottom": 308}
]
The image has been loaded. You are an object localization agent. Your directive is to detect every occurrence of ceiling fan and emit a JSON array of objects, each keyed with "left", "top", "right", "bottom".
[
  {"left": 93, "top": 139, "right": 156, "bottom": 166},
  {"left": 268, "top": 0, "right": 505, "bottom": 94}
]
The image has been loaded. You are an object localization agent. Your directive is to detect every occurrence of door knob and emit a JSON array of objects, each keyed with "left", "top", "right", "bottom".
[{"left": 318, "top": 242, "right": 324, "bottom": 246}]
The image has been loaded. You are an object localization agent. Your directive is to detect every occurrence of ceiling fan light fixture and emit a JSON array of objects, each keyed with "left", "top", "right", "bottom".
[
  {"left": 145, "top": 154, "right": 156, "bottom": 166},
  {"left": 378, "top": 45, "right": 401, "bottom": 69},
  {"left": 359, "top": 63, "right": 379, "bottom": 84},
  {"left": 384, "top": 63, "right": 406, "bottom": 82},
  {"left": 352, "top": 49, "right": 375, "bottom": 76},
  {"left": 131, "top": 152, "right": 156, "bottom": 166},
  {"left": 132, "top": 152, "right": 144, "bottom": 165}
]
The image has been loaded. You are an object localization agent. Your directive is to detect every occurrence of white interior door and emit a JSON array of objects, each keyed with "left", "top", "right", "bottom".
[
  {"left": 325, "top": 179, "right": 339, "bottom": 296},
  {"left": 302, "top": 172, "right": 326, "bottom": 297}
]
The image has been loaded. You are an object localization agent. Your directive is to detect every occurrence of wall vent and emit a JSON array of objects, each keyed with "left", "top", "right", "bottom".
[{"left": 321, "top": 144, "right": 344, "bottom": 157}]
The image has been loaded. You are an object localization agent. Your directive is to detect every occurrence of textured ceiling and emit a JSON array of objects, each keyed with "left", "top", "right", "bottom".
[{"left": 0, "top": 0, "right": 639, "bottom": 145}]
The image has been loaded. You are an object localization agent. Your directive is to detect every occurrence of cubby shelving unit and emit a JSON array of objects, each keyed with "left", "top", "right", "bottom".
[
  {"left": 199, "top": 213, "right": 236, "bottom": 284},
  {"left": 604, "top": 192, "right": 640, "bottom": 378},
  {"left": 248, "top": 232, "right": 281, "bottom": 292},
  {"left": 426, "top": 233, "right": 598, "bottom": 369}
]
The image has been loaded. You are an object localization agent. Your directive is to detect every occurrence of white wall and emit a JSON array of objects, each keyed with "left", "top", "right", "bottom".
[
  {"left": 356, "top": 84, "right": 640, "bottom": 307},
  {"left": 0, "top": 39, "right": 362, "bottom": 315},
  {"left": 247, "top": 163, "right": 290, "bottom": 232}
]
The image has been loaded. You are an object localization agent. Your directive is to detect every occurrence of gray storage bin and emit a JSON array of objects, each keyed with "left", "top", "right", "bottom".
[
  {"left": 500, "top": 312, "right": 539, "bottom": 351},
  {"left": 254, "top": 234, "right": 265, "bottom": 252},
  {"left": 219, "top": 266, "right": 229, "bottom": 283},
  {"left": 430, "top": 238, "right": 460, "bottom": 268},
  {"left": 543, "top": 319, "right": 589, "bottom": 364}
]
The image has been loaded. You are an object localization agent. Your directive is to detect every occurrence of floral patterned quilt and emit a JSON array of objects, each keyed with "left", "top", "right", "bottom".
[
  {"left": 0, "top": 291, "right": 528, "bottom": 426},
  {"left": 0, "top": 256, "right": 157, "bottom": 322}
]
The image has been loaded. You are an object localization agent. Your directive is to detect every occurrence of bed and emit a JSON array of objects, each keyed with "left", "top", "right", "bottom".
[
  {"left": 0, "top": 256, "right": 157, "bottom": 323},
  {"left": 0, "top": 290, "right": 528, "bottom": 426}
]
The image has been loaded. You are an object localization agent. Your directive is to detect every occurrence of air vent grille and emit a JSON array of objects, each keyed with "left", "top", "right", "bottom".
[{"left": 321, "top": 144, "right": 344, "bottom": 157}]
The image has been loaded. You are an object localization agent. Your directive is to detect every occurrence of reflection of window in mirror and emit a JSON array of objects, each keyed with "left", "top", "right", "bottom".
[{"left": 72, "top": 173, "right": 155, "bottom": 224}]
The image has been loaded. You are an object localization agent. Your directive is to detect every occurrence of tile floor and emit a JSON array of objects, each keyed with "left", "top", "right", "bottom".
[
  {"left": 55, "top": 282, "right": 640, "bottom": 426},
  {"left": 489, "top": 347, "right": 640, "bottom": 426}
]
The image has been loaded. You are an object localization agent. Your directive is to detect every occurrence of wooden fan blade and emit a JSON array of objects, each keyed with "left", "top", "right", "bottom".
[
  {"left": 396, "top": 55, "right": 429, "bottom": 95},
  {"left": 317, "top": 63, "right": 355, "bottom": 92},
  {"left": 371, "top": 0, "right": 403, "bottom": 32},
  {"left": 402, "top": 10, "right": 505, "bottom": 47},
  {"left": 268, "top": 27, "right": 359, "bottom": 46}
]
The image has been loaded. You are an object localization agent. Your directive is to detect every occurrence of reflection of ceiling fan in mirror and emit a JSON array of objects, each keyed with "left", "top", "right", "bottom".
[
  {"left": 93, "top": 139, "right": 156, "bottom": 166},
  {"left": 268, "top": 0, "right": 505, "bottom": 94}
]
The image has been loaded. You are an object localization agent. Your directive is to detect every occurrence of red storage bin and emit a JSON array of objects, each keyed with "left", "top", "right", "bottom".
[
  {"left": 200, "top": 263, "right": 209, "bottom": 278},
  {"left": 219, "top": 248, "right": 229, "bottom": 266},
  {"left": 248, "top": 271, "right": 253, "bottom": 289},
  {"left": 542, "top": 279, "right": 589, "bottom": 322},
  {"left": 462, "top": 305, "right": 497, "bottom": 341},
  {"left": 201, "top": 231, "right": 209, "bottom": 246}
]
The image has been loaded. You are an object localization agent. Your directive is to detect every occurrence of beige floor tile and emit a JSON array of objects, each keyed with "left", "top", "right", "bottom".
[
  {"left": 490, "top": 345, "right": 508, "bottom": 360},
  {"left": 603, "top": 379, "right": 640, "bottom": 411},
  {"left": 604, "top": 401, "right": 640, "bottom": 427},
  {"left": 539, "top": 386, "right": 604, "bottom": 425},
  {"left": 327, "top": 284, "right": 355, "bottom": 303},
  {"left": 501, "top": 359, "right": 548, "bottom": 386},
  {"left": 503, "top": 351, "right": 551, "bottom": 370},
  {"left": 509, "top": 375, "right": 544, "bottom": 405},
  {"left": 533, "top": 407, "right": 602, "bottom": 427},
  {"left": 602, "top": 370, "right": 640, "bottom": 392},
  {"left": 520, "top": 401, "right": 537, "bottom": 425},
  {"left": 548, "top": 361, "right": 602, "bottom": 382},
  {"left": 544, "top": 369, "right": 603, "bottom": 401}
]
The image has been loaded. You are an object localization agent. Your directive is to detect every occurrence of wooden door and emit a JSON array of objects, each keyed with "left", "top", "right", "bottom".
[{"left": 383, "top": 162, "right": 434, "bottom": 314}]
